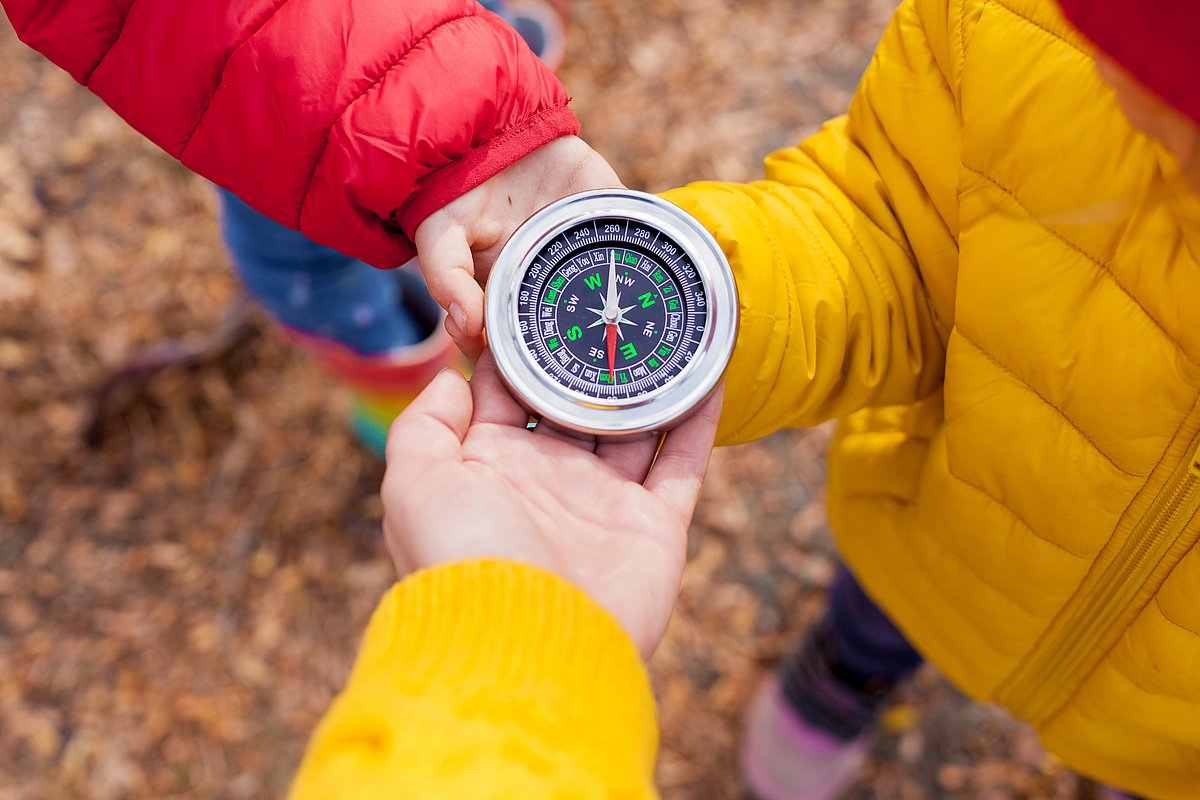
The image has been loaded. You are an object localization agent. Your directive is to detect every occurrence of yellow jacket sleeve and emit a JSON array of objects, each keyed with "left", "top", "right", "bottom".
[
  {"left": 663, "top": 0, "right": 962, "bottom": 445},
  {"left": 287, "top": 559, "right": 659, "bottom": 800}
]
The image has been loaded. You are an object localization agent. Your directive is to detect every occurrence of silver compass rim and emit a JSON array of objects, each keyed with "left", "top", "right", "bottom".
[{"left": 486, "top": 189, "right": 738, "bottom": 437}]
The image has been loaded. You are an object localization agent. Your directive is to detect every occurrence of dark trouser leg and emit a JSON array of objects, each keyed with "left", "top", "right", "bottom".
[
  {"left": 779, "top": 564, "right": 924, "bottom": 741},
  {"left": 218, "top": 189, "right": 428, "bottom": 354}
]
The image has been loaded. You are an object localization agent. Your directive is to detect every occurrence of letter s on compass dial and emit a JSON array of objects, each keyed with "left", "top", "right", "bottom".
[{"left": 486, "top": 190, "right": 738, "bottom": 439}]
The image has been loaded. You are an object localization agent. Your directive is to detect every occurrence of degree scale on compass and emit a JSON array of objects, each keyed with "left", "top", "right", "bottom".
[{"left": 486, "top": 189, "right": 738, "bottom": 438}]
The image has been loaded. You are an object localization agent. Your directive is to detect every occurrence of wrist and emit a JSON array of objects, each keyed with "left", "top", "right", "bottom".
[
  {"left": 398, "top": 105, "right": 580, "bottom": 237},
  {"left": 292, "top": 559, "right": 659, "bottom": 796}
]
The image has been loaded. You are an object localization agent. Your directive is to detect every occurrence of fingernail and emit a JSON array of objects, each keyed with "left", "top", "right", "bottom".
[
  {"left": 444, "top": 313, "right": 463, "bottom": 339},
  {"left": 449, "top": 303, "right": 467, "bottom": 333}
]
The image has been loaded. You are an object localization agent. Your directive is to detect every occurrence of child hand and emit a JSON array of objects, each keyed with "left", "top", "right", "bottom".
[
  {"left": 381, "top": 352, "right": 721, "bottom": 658},
  {"left": 413, "top": 136, "right": 622, "bottom": 358}
]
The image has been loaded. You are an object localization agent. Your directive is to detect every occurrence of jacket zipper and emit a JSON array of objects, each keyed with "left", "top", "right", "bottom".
[{"left": 1001, "top": 430, "right": 1200, "bottom": 723}]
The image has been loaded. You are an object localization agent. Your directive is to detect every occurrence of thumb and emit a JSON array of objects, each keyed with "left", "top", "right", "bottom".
[
  {"left": 414, "top": 216, "right": 486, "bottom": 339},
  {"left": 381, "top": 368, "right": 473, "bottom": 579},
  {"left": 384, "top": 368, "right": 474, "bottom": 468}
]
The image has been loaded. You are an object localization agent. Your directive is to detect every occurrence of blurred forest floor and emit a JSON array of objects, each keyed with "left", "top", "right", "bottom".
[{"left": 1, "top": 1, "right": 1092, "bottom": 798}]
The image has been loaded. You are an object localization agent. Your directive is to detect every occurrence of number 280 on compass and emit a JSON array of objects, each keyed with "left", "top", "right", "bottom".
[{"left": 486, "top": 190, "right": 738, "bottom": 439}]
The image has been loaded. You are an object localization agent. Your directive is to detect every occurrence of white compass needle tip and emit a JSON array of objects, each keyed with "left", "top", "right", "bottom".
[{"left": 604, "top": 251, "right": 619, "bottom": 319}]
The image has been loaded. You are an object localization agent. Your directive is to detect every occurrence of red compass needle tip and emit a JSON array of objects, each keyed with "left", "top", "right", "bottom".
[{"left": 606, "top": 322, "right": 618, "bottom": 385}]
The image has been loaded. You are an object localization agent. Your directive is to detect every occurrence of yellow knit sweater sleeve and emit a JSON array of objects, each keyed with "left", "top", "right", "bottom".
[
  {"left": 662, "top": 0, "right": 962, "bottom": 446},
  {"left": 287, "top": 559, "right": 659, "bottom": 800}
]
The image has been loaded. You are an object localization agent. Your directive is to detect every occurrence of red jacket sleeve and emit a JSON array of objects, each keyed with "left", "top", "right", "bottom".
[{"left": 3, "top": 0, "right": 580, "bottom": 268}]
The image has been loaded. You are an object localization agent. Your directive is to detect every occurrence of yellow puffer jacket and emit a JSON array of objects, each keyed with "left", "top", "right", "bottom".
[{"left": 664, "top": 0, "right": 1200, "bottom": 796}]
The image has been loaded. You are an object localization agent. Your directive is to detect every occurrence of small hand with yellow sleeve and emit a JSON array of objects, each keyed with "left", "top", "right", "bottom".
[{"left": 287, "top": 353, "right": 721, "bottom": 799}]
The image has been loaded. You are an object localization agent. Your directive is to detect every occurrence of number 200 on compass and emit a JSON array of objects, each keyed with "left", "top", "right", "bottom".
[{"left": 486, "top": 190, "right": 738, "bottom": 438}]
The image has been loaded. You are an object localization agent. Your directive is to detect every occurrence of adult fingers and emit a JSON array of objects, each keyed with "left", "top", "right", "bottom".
[
  {"left": 643, "top": 385, "right": 724, "bottom": 522},
  {"left": 468, "top": 351, "right": 531, "bottom": 429},
  {"left": 595, "top": 434, "right": 660, "bottom": 482}
]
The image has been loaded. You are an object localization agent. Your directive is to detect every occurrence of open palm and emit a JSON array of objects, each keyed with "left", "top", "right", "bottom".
[{"left": 382, "top": 354, "right": 721, "bottom": 657}]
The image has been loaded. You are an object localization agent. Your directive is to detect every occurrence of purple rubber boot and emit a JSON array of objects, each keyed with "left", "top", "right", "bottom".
[
  {"left": 740, "top": 618, "right": 909, "bottom": 800},
  {"left": 740, "top": 675, "right": 870, "bottom": 800}
]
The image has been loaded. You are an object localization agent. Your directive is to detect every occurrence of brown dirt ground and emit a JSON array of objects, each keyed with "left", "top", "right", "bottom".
[{"left": 1, "top": 1, "right": 1098, "bottom": 798}]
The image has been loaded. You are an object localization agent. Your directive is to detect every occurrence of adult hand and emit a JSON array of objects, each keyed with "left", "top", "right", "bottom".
[
  {"left": 413, "top": 136, "right": 623, "bottom": 359},
  {"left": 381, "top": 353, "right": 722, "bottom": 658}
]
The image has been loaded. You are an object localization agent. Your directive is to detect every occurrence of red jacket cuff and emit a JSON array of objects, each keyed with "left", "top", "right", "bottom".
[{"left": 397, "top": 103, "right": 580, "bottom": 238}]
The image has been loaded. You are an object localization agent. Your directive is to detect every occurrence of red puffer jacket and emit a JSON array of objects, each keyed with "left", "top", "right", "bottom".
[{"left": 2, "top": 0, "right": 579, "bottom": 268}]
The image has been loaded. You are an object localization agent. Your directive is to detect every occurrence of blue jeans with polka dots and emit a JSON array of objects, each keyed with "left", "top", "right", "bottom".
[
  {"left": 218, "top": 1, "right": 540, "bottom": 355},
  {"left": 218, "top": 189, "right": 428, "bottom": 355}
]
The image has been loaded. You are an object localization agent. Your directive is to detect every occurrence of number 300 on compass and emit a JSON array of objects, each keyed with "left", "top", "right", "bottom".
[{"left": 486, "top": 190, "right": 738, "bottom": 438}]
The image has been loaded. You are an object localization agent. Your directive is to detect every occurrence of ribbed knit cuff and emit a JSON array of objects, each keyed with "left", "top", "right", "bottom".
[{"left": 289, "top": 559, "right": 658, "bottom": 798}]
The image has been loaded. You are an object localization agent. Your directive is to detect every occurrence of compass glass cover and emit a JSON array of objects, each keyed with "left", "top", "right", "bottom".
[{"left": 516, "top": 216, "right": 709, "bottom": 400}]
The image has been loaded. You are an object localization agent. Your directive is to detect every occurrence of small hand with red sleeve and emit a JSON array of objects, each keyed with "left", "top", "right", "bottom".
[{"left": 413, "top": 136, "right": 624, "bottom": 359}]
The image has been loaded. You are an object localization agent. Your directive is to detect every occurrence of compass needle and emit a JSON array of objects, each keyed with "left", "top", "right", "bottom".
[
  {"left": 606, "top": 321, "right": 617, "bottom": 385},
  {"left": 604, "top": 250, "right": 619, "bottom": 321}
]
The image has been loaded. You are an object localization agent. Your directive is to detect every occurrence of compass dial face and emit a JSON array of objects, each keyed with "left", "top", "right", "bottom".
[{"left": 517, "top": 218, "right": 707, "bottom": 401}]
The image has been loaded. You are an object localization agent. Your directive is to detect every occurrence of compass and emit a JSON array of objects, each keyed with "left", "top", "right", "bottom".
[{"left": 486, "top": 189, "right": 738, "bottom": 438}]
